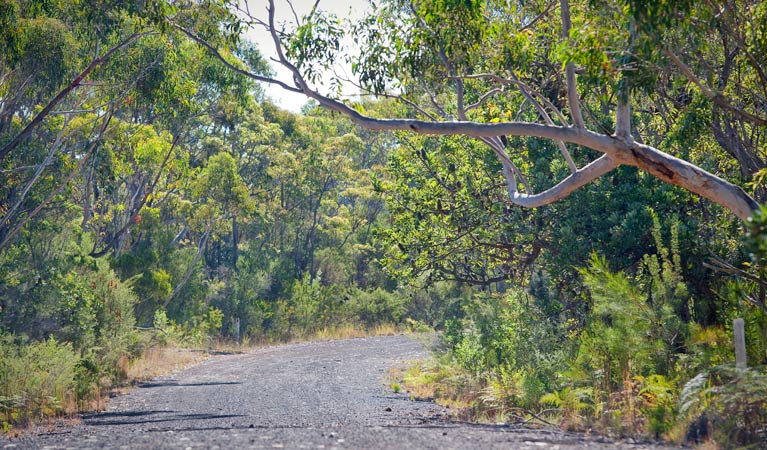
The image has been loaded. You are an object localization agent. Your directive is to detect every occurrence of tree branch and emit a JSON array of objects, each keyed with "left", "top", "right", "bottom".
[
  {"left": 162, "top": 220, "right": 214, "bottom": 309},
  {"left": 508, "top": 74, "right": 577, "bottom": 172},
  {"left": 520, "top": 0, "right": 558, "bottom": 32},
  {"left": 616, "top": 91, "right": 632, "bottom": 140},
  {"left": 0, "top": 116, "right": 71, "bottom": 229},
  {"left": 508, "top": 154, "right": 618, "bottom": 207},
  {"left": 173, "top": 22, "right": 303, "bottom": 94},
  {"left": 664, "top": 49, "right": 767, "bottom": 126},
  {"left": 560, "top": 0, "right": 585, "bottom": 128},
  {"left": 0, "top": 112, "right": 113, "bottom": 252},
  {"left": 480, "top": 135, "right": 529, "bottom": 194},
  {"left": 210, "top": 0, "right": 760, "bottom": 220},
  {"left": 90, "top": 134, "right": 181, "bottom": 257},
  {"left": 620, "top": 141, "right": 758, "bottom": 220},
  {"left": 450, "top": 73, "right": 570, "bottom": 126},
  {"left": 0, "top": 33, "right": 145, "bottom": 162},
  {"left": 465, "top": 88, "right": 503, "bottom": 113}
]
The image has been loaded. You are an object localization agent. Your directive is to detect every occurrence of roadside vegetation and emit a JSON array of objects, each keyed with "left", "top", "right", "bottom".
[
  {"left": 2, "top": 0, "right": 767, "bottom": 447},
  {"left": 392, "top": 214, "right": 767, "bottom": 447}
]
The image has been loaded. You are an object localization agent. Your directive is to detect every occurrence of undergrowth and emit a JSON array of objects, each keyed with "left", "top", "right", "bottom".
[{"left": 399, "top": 217, "right": 767, "bottom": 448}]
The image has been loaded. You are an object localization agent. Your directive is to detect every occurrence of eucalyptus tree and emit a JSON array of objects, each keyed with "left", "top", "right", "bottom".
[{"left": 181, "top": 0, "right": 765, "bottom": 221}]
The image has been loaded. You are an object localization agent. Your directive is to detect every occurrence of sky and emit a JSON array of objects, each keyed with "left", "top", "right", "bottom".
[{"left": 246, "top": 0, "right": 372, "bottom": 112}]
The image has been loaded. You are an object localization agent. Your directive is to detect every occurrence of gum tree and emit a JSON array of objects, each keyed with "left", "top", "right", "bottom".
[{"left": 179, "top": 0, "right": 765, "bottom": 220}]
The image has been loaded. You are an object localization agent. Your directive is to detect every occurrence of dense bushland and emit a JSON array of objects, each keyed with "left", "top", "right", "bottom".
[
  {"left": 0, "top": 0, "right": 420, "bottom": 429},
  {"left": 2, "top": 0, "right": 767, "bottom": 447},
  {"left": 395, "top": 209, "right": 767, "bottom": 446}
]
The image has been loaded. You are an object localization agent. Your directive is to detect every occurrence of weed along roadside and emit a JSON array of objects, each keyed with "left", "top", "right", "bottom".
[
  {"left": 394, "top": 258, "right": 767, "bottom": 447},
  {"left": 0, "top": 338, "right": 207, "bottom": 436}
]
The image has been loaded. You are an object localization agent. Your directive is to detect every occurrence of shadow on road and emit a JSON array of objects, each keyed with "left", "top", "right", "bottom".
[
  {"left": 136, "top": 381, "right": 241, "bottom": 388},
  {"left": 84, "top": 411, "right": 246, "bottom": 427}
]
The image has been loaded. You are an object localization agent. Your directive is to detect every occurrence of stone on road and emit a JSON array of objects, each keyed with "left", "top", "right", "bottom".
[{"left": 2, "top": 335, "right": 679, "bottom": 449}]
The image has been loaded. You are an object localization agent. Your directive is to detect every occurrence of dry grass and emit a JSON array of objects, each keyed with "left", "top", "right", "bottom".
[
  {"left": 4, "top": 347, "right": 208, "bottom": 436},
  {"left": 692, "top": 440, "right": 721, "bottom": 450},
  {"left": 388, "top": 358, "right": 481, "bottom": 419},
  {"left": 104, "top": 346, "right": 210, "bottom": 400},
  {"left": 125, "top": 347, "right": 209, "bottom": 382},
  {"left": 308, "top": 323, "right": 401, "bottom": 342}
]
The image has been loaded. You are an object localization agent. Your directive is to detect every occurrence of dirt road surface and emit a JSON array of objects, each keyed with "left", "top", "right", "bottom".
[{"left": 2, "top": 335, "right": 682, "bottom": 449}]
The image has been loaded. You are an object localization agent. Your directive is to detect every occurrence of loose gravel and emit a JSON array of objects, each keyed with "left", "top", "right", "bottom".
[{"left": 1, "top": 335, "right": 684, "bottom": 449}]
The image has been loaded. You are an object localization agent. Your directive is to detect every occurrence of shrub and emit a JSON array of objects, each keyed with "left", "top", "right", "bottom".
[
  {"left": 0, "top": 335, "right": 78, "bottom": 427},
  {"left": 86, "top": 260, "right": 137, "bottom": 382},
  {"left": 152, "top": 307, "right": 223, "bottom": 348},
  {"left": 344, "top": 287, "right": 407, "bottom": 328}
]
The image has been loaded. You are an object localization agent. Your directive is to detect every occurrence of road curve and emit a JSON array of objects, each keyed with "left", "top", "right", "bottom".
[{"left": 2, "top": 335, "right": 680, "bottom": 449}]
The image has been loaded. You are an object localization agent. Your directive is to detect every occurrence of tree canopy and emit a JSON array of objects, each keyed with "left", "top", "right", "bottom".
[{"left": 197, "top": 0, "right": 766, "bottom": 220}]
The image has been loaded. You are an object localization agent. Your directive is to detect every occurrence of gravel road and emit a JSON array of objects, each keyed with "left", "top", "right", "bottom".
[{"left": 2, "top": 335, "right": 682, "bottom": 449}]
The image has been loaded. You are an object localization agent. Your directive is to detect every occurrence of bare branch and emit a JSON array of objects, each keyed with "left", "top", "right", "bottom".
[
  {"left": 285, "top": 0, "right": 301, "bottom": 25},
  {"left": 0, "top": 112, "right": 113, "bottom": 252},
  {"left": 337, "top": 75, "right": 440, "bottom": 120},
  {"left": 481, "top": 136, "right": 530, "bottom": 194},
  {"left": 419, "top": 80, "right": 452, "bottom": 119},
  {"left": 619, "top": 141, "right": 758, "bottom": 220},
  {"left": 507, "top": 75, "right": 577, "bottom": 172},
  {"left": 465, "top": 88, "right": 503, "bottom": 113},
  {"left": 173, "top": 23, "right": 303, "bottom": 94},
  {"left": 162, "top": 220, "right": 215, "bottom": 308},
  {"left": 664, "top": 49, "right": 767, "bottom": 126},
  {"left": 508, "top": 154, "right": 618, "bottom": 207},
  {"left": 455, "top": 73, "right": 570, "bottom": 125},
  {"left": 514, "top": 98, "right": 530, "bottom": 121},
  {"left": 616, "top": 92, "right": 631, "bottom": 139},
  {"left": 560, "top": 0, "right": 585, "bottom": 128},
  {"left": 520, "top": 0, "right": 558, "bottom": 32},
  {"left": 405, "top": 0, "right": 471, "bottom": 120},
  {"left": 0, "top": 116, "right": 71, "bottom": 228},
  {"left": 308, "top": 0, "right": 322, "bottom": 20},
  {"left": 361, "top": 91, "right": 439, "bottom": 121},
  {"left": 90, "top": 134, "right": 181, "bottom": 257},
  {"left": 704, "top": 257, "right": 767, "bottom": 290}
]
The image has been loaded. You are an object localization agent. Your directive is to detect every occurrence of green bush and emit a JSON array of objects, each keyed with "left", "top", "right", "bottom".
[
  {"left": 344, "top": 287, "right": 407, "bottom": 328},
  {"left": 0, "top": 335, "right": 78, "bottom": 427},
  {"left": 288, "top": 273, "right": 326, "bottom": 335},
  {"left": 152, "top": 307, "right": 223, "bottom": 348},
  {"left": 86, "top": 260, "right": 138, "bottom": 382},
  {"left": 443, "top": 290, "right": 570, "bottom": 386}
]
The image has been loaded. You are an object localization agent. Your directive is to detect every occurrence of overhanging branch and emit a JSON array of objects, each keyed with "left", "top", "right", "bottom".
[
  {"left": 508, "top": 154, "right": 618, "bottom": 207},
  {"left": 195, "top": 0, "right": 760, "bottom": 221}
]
